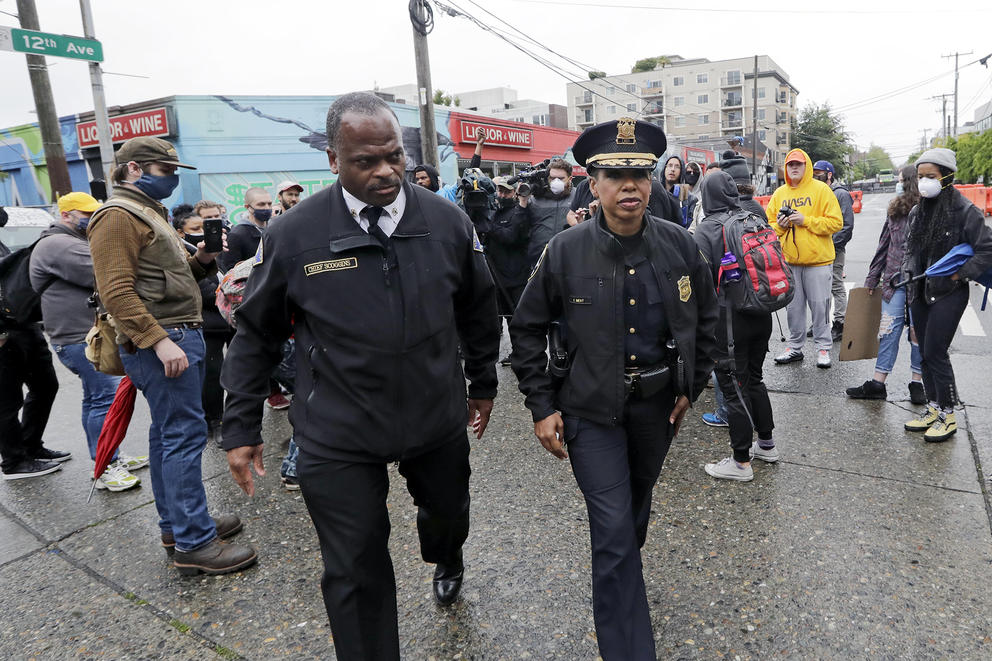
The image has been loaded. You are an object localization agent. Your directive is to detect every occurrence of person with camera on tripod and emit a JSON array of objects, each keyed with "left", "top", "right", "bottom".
[{"left": 524, "top": 157, "right": 575, "bottom": 271}]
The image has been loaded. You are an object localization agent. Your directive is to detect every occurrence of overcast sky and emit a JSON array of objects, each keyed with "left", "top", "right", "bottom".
[{"left": 2, "top": 0, "right": 991, "bottom": 166}]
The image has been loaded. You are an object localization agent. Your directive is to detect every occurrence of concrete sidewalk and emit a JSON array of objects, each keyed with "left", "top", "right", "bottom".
[{"left": 2, "top": 327, "right": 992, "bottom": 660}]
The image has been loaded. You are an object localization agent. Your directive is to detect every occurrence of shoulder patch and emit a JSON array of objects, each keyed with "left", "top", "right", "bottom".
[
  {"left": 251, "top": 239, "right": 264, "bottom": 266},
  {"left": 528, "top": 244, "right": 549, "bottom": 281},
  {"left": 472, "top": 227, "right": 484, "bottom": 253}
]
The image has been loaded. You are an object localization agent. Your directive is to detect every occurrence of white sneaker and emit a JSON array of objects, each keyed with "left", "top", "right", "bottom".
[
  {"left": 704, "top": 457, "right": 754, "bottom": 482},
  {"left": 816, "top": 350, "right": 831, "bottom": 369},
  {"left": 117, "top": 453, "right": 149, "bottom": 471},
  {"left": 750, "top": 442, "right": 780, "bottom": 463},
  {"left": 774, "top": 348, "right": 804, "bottom": 364},
  {"left": 95, "top": 461, "right": 140, "bottom": 492}
]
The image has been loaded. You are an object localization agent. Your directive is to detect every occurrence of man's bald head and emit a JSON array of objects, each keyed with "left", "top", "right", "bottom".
[{"left": 244, "top": 187, "right": 269, "bottom": 206}]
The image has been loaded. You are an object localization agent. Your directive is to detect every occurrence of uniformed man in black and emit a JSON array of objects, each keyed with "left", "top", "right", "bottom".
[
  {"left": 220, "top": 92, "right": 500, "bottom": 661},
  {"left": 510, "top": 118, "right": 718, "bottom": 660}
]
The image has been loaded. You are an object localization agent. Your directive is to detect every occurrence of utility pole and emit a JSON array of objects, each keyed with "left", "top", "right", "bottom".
[
  {"left": 16, "top": 0, "right": 72, "bottom": 202},
  {"left": 942, "top": 51, "right": 973, "bottom": 138},
  {"left": 921, "top": 128, "right": 930, "bottom": 152},
  {"left": 929, "top": 94, "right": 953, "bottom": 140},
  {"left": 751, "top": 55, "right": 758, "bottom": 185},
  {"left": 79, "top": 0, "right": 114, "bottom": 191},
  {"left": 410, "top": 0, "right": 438, "bottom": 169}
]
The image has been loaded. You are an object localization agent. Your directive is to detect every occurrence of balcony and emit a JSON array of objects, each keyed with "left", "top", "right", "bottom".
[
  {"left": 641, "top": 86, "right": 664, "bottom": 100},
  {"left": 722, "top": 96, "right": 743, "bottom": 108},
  {"left": 721, "top": 120, "right": 743, "bottom": 132},
  {"left": 641, "top": 101, "right": 664, "bottom": 116},
  {"left": 721, "top": 76, "right": 743, "bottom": 88},
  {"left": 575, "top": 95, "right": 594, "bottom": 107},
  {"left": 776, "top": 136, "right": 789, "bottom": 145}
]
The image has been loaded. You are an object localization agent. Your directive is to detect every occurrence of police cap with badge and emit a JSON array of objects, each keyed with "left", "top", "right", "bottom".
[{"left": 571, "top": 117, "right": 668, "bottom": 171}]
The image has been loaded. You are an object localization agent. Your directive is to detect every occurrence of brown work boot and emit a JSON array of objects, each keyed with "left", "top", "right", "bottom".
[
  {"left": 173, "top": 538, "right": 257, "bottom": 576},
  {"left": 161, "top": 514, "right": 244, "bottom": 556}
]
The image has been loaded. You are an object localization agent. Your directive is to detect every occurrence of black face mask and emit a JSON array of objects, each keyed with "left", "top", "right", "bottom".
[
  {"left": 498, "top": 197, "right": 515, "bottom": 209},
  {"left": 813, "top": 173, "right": 829, "bottom": 183},
  {"left": 685, "top": 171, "right": 700, "bottom": 186}
]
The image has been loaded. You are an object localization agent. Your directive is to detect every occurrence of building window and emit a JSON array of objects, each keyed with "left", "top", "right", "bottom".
[
  {"left": 626, "top": 83, "right": 637, "bottom": 93},
  {"left": 532, "top": 114, "right": 547, "bottom": 126},
  {"left": 758, "top": 108, "right": 766, "bottom": 120},
  {"left": 726, "top": 70, "right": 741, "bottom": 85},
  {"left": 759, "top": 87, "right": 766, "bottom": 99},
  {"left": 583, "top": 109, "right": 594, "bottom": 122},
  {"left": 697, "top": 73, "right": 708, "bottom": 84},
  {"left": 697, "top": 94, "right": 709, "bottom": 105},
  {"left": 627, "top": 103, "right": 637, "bottom": 112},
  {"left": 646, "top": 79, "right": 662, "bottom": 89},
  {"left": 607, "top": 105, "right": 616, "bottom": 113},
  {"left": 675, "top": 116, "right": 685, "bottom": 127},
  {"left": 674, "top": 96, "right": 684, "bottom": 107},
  {"left": 698, "top": 114, "right": 709, "bottom": 125},
  {"left": 673, "top": 76, "right": 684, "bottom": 87},
  {"left": 758, "top": 130, "right": 767, "bottom": 141},
  {"left": 698, "top": 135, "right": 709, "bottom": 140}
]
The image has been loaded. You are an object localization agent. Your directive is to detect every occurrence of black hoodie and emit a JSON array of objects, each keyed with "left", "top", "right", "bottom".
[
  {"left": 693, "top": 171, "right": 743, "bottom": 285},
  {"left": 413, "top": 164, "right": 441, "bottom": 192}
]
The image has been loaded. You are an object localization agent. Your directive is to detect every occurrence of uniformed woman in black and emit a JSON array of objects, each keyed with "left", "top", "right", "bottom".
[{"left": 510, "top": 118, "right": 718, "bottom": 660}]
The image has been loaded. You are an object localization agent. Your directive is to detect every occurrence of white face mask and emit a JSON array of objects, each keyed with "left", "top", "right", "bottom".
[
  {"left": 549, "top": 178, "right": 566, "bottom": 195},
  {"left": 918, "top": 177, "right": 943, "bottom": 199}
]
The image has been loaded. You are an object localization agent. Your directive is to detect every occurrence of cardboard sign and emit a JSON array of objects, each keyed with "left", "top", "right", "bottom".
[{"left": 839, "top": 287, "right": 883, "bottom": 361}]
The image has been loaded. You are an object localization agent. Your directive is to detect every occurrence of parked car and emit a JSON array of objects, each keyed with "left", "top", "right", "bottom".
[{"left": 0, "top": 206, "right": 57, "bottom": 251}]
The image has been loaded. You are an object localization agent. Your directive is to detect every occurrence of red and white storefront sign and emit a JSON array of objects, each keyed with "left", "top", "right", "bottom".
[
  {"left": 76, "top": 107, "right": 171, "bottom": 148},
  {"left": 456, "top": 119, "right": 533, "bottom": 149}
]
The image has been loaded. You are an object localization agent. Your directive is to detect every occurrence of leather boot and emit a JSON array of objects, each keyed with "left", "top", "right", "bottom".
[
  {"left": 173, "top": 538, "right": 257, "bottom": 576},
  {"left": 433, "top": 552, "right": 464, "bottom": 606},
  {"left": 161, "top": 514, "right": 244, "bottom": 556}
]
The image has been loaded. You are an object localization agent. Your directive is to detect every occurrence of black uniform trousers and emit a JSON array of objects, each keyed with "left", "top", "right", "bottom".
[
  {"left": 297, "top": 432, "right": 471, "bottom": 661},
  {"left": 201, "top": 329, "right": 234, "bottom": 423},
  {"left": 0, "top": 326, "right": 59, "bottom": 472},
  {"left": 713, "top": 308, "right": 775, "bottom": 463},
  {"left": 910, "top": 284, "right": 970, "bottom": 409},
  {"left": 563, "top": 388, "right": 676, "bottom": 661}
]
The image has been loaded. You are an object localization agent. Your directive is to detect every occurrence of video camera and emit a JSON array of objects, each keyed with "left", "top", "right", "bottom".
[
  {"left": 458, "top": 168, "right": 497, "bottom": 213},
  {"left": 507, "top": 159, "right": 551, "bottom": 197}
]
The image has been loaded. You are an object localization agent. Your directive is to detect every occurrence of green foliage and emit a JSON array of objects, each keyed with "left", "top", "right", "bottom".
[
  {"left": 631, "top": 56, "right": 670, "bottom": 73},
  {"left": 944, "top": 130, "right": 992, "bottom": 183},
  {"left": 432, "top": 89, "right": 456, "bottom": 107},
  {"left": 790, "top": 102, "right": 853, "bottom": 179},
  {"left": 588, "top": 70, "right": 607, "bottom": 80},
  {"left": 850, "top": 144, "right": 893, "bottom": 181}
]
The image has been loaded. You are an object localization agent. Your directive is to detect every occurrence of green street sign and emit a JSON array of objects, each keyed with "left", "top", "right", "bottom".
[{"left": 0, "top": 25, "right": 103, "bottom": 62}]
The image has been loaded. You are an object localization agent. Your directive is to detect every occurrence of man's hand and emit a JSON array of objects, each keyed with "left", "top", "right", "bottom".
[
  {"left": 194, "top": 229, "right": 228, "bottom": 265},
  {"left": 670, "top": 395, "right": 691, "bottom": 436},
  {"left": 588, "top": 200, "right": 600, "bottom": 216},
  {"left": 153, "top": 337, "right": 188, "bottom": 378},
  {"left": 788, "top": 211, "right": 805, "bottom": 227},
  {"left": 534, "top": 412, "right": 567, "bottom": 459},
  {"left": 566, "top": 209, "right": 581, "bottom": 226},
  {"left": 467, "top": 398, "right": 494, "bottom": 439},
  {"left": 227, "top": 444, "right": 266, "bottom": 497}
]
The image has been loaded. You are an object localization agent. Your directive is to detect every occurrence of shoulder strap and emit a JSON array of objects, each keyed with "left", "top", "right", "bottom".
[{"left": 93, "top": 197, "right": 170, "bottom": 231}]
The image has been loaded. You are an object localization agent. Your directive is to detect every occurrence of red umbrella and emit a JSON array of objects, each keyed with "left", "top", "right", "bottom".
[{"left": 87, "top": 376, "right": 138, "bottom": 502}]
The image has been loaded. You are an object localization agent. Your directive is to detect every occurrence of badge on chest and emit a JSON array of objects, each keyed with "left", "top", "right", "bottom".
[{"left": 305, "top": 257, "right": 358, "bottom": 276}]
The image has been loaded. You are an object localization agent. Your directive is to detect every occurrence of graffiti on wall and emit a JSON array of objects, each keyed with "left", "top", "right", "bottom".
[
  {"left": 200, "top": 171, "right": 338, "bottom": 223},
  {"left": 0, "top": 117, "right": 82, "bottom": 206}
]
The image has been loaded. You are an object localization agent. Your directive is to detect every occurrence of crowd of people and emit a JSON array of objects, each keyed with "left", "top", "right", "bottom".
[{"left": 1, "top": 91, "right": 991, "bottom": 661}]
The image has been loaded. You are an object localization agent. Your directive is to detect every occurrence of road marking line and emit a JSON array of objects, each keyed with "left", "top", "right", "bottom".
[{"left": 959, "top": 302, "right": 986, "bottom": 337}]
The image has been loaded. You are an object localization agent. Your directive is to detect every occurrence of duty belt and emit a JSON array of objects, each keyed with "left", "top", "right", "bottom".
[{"left": 623, "top": 364, "right": 671, "bottom": 400}]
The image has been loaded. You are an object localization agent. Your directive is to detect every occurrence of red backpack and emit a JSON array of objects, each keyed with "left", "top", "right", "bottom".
[{"left": 715, "top": 209, "right": 794, "bottom": 313}]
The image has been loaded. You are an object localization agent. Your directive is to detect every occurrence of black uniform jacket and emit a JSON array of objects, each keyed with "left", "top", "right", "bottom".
[
  {"left": 220, "top": 180, "right": 500, "bottom": 462},
  {"left": 510, "top": 213, "right": 718, "bottom": 425}
]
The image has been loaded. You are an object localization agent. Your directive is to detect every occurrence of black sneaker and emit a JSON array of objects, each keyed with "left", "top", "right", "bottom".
[
  {"left": 281, "top": 475, "right": 300, "bottom": 491},
  {"left": 33, "top": 447, "right": 72, "bottom": 463},
  {"left": 908, "top": 381, "right": 926, "bottom": 405},
  {"left": 831, "top": 321, "right": 844, "bottom": 343},
  {"left": 846, "top": 379, "right": 887, "bottom": 400},
  {"left": 3, "top": 459, "right": 63, "bottom": 480}
]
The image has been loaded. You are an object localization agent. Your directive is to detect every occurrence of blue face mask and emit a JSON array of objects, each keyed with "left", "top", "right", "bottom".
[
  {"left": 133, "top": 173, "right": 180, "bottom": 200},
  {"left": 251, "top": 208, "right": 273, "bottom": 223},
  {"left": 75, "top": 214, "right": 91, "bottom": 232}
]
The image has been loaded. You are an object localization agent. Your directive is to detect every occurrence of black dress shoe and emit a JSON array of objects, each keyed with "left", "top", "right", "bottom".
[{"left": 433, "top": 558, "right": 464, "bottom": 606}]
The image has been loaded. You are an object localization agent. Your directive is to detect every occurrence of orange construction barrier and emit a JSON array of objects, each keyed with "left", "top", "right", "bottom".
[
  {"left": 755, "top": 195, "right": 771, "bottom": 210},
  {"left": 954, "top": 184, "right": 989, "bottom": 213},
  {"left": 851, "top": 189, "right": 863, "bottom": 214},
  {"left": 986, "top": 187, "right": 992, "bottom": 216}
]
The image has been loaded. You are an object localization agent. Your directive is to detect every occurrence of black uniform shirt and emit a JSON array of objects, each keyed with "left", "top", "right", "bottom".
[{"left": 611, "top": 229, "right": 668, "bottom": 368}]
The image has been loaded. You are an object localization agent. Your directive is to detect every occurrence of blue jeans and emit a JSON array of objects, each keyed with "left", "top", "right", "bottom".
[
  {"left": 53, "top": 342, "right": 121, "bottom": 462},
  {"left": 874, "top": 288, "right": 922, "bottom": 376},
  {"left": 120, "top": 328, "right": 215, "bottom": 552},
  {"left": 281, "top": 437, "right": 299, "bottom": 479},
  {"left": 712, "top": 372, "right": 728, "bottom": 421}
]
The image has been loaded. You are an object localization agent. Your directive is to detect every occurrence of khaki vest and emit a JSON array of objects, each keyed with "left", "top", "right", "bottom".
[{"left": 90, "top": 192, "right": 202, "bottom": 332}]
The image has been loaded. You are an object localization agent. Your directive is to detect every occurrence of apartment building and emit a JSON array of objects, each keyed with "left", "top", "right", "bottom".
[
  {"left": 376, "top": 84, "right": 568, "bottom": 128},
  {"left": 565, "top": 55, "right": 798, "bottom": 166}
]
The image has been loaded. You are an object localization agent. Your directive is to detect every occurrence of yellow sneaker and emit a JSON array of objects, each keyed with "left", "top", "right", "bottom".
[
  {"left": 924, "top": 411, "right": 957, "bottom": 442},
  {"left": 905, "top": 405, "right": 939, "bottom": 432}
]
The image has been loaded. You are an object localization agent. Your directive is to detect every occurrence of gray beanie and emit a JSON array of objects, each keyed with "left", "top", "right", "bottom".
[
  {"left": 720, "top": 155, "right": 751, "bottom": 186},
  {"left": 915, "top": 147, "right": 956, "bottom": 172}
]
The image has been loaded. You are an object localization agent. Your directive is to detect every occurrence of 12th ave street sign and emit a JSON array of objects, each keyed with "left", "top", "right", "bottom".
[{"left": 0, "top": 25, "right": 103, "bottom": 62}]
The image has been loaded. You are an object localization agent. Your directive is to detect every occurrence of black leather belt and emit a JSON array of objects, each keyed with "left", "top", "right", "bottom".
[
  {"left": 624, "top": 364, "right": 671, "bottom": 400},
  {"left": 164, "top": 322, "right": 203, "bottom": 330}
]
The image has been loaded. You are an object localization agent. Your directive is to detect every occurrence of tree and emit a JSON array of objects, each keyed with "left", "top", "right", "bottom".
[
  {"left": 588, "top": 70, "right": 607, "bottom": 80},
  {"left": 432, "top": 89, "right": 458, "bottom": 107},
  {"left": 631, "top": 55, "right": 670, "bottom": 73},
  {"left": 790, "top": 102, "right": 853, "bottom": 179},
  {"left": 850, "top": 144, "right": 893, "bottom": 181},
  {"left": 945, "top": 129, "right": 992, "bottom": 183}
]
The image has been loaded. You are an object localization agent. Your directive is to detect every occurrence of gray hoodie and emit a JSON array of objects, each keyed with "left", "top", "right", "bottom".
[{"left": 28, "top": 223, "right": 97, "bottom": 345}]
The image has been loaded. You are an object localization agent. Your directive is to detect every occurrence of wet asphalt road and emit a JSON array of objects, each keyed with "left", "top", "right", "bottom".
[{"left": 2, "top": 192, "right": 991, "bottom": 659}]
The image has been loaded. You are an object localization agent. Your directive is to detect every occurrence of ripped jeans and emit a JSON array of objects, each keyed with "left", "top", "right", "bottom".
[{"left": 874, "top": 287, "right": 922, "bottom": 376}]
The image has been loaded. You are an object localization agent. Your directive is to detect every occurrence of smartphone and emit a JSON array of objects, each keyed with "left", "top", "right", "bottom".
[{"left": 202, "top": 218, "right": 223, "bottom": 253}]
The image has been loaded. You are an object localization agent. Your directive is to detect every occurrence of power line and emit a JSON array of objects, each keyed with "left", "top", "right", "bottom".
[{"left": 509, "top": 0, "right": 992, "bottom": 14}]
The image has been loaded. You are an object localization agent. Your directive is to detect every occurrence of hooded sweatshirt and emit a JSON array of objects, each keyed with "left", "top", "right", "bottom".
[
  {"left": 766, "top": 148, "right": 843, "bottom": 267},
  {"left": 28, "top": 222, "right": 98, "bottom": 345}
]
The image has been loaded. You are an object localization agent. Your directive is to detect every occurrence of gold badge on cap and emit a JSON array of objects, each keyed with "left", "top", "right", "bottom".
[
  {"left": 616, "top": 117, "right": 636, "bottom": 145},
  {"left": 677, "top": 275, "right": 692, "bottom": 302}
]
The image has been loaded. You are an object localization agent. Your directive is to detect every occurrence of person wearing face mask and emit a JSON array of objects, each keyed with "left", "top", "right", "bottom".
[
  {"left": 28, "top": 192, "right": 149, "bottom": 491},
  {"left": 901, "top": 148, "right": 992, "bottom": 442},
  {"left": 525, "top": 157, "right": 576, "bottom": 270},
  {"left": 87, "top": 137, "right": 255, "bottom": 575},
  {"left": 218, "top": 187, "right": 272, "bottom": 272},
  {"left": 811, "top": 160, "right": 854, "bottom": 342}
]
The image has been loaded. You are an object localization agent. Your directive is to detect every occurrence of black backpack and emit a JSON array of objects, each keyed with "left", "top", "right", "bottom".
[{"left": 0, "top": 239, "right": 54, "bottom": 326}]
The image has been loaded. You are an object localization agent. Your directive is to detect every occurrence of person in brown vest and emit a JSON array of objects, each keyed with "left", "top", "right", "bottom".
[{"left": 87, "top": 137, "right": 256, "bottom": 575}]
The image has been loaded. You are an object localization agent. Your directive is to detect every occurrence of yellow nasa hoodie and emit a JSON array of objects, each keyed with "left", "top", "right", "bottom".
[{"left": 765, "top": 148, "right": 843, "bottom": 266}]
